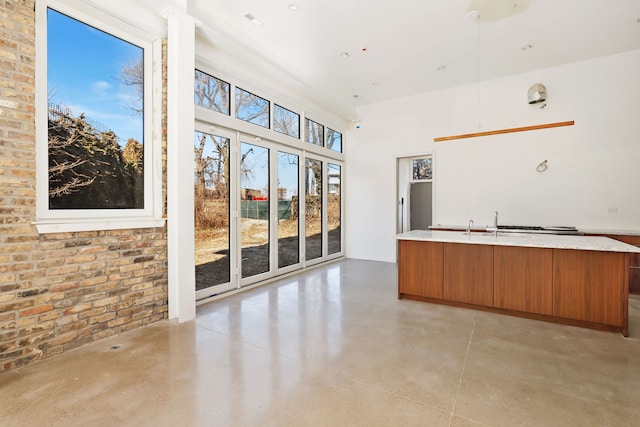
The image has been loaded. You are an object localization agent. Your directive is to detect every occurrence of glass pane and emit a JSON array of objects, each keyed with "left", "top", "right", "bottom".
[
  {"left": 274, "top": 104, "right": 300, "bottom": 138},
  {"left": 194, "top": 131, "right": 230, "bottom": 290},
  {"left": 412, "top": 158, "right": 433, "bottom": 180},
  {"left": 305, "top": 119, "right": 323, "bottom": 146},
  {"left": 326, "top": 128, "right": 342, "bottom": 153},
  {"left": 47, "top": 8, "right": 144, "bottom": 209},
  {"left": 240, "top": 142, "right": 270, "bottom": 278},
  {"left": 236, "top": 88, "right": 269, "bottom": 128},
  {"left": 277, "top": 152, "right": 299, "bottom": 268},
  {"left": 305, "top": 158, "right": 322, "bottom": 261},
  {"left": 194, "top": 70, "right": 230, "bottom": 115},
  {"left": 328, "top": 164, "right": 341, "bottom": 255}
]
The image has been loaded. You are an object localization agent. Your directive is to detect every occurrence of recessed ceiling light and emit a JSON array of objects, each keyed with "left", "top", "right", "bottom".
[
  {"left": 340, "top": 51, "right": 349, "bottom": 59},
  {"left": 353, "top": 94, "right": 359, "bottom": 98},
  {"left": 243, "top": 12, "right": 262, "bottom": 26},
  {"left": 521, "top": 44, "right": 534, "bottom": 51},
  {"left": 288, "top": 4, "right": 300, "bottom": 11}
]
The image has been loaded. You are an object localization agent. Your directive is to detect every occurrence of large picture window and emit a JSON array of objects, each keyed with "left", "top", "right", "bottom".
[
  {"left": 36, "top": 2, "right": 161, "bottom": 230},
  {"left": 47, "top": 8, "right": 144, "bottom": 209}
]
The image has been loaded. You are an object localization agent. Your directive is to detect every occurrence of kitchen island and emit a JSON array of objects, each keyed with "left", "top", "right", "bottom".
[{"left": 397, "top": 230, "right": 640, "bottom": 336}]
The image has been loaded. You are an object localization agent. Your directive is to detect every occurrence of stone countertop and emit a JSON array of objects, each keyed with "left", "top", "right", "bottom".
[
  {"left": 430, "top": 224, "right": 640, "bottom": 236},
  {"left": 397, "top": 230, "right": 640, "bottom": 253}
]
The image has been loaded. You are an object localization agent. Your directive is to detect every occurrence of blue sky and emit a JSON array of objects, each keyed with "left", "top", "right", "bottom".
[
  {"left": 194, "top": 132, "right": 300, "bottom": 198},
  {"left": 47, "top": 8, "right": 143, "bottom": 145}
]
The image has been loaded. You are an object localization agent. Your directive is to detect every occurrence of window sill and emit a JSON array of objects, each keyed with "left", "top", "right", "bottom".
[{"left": 34, "top": 217, "right": 166, "bottom": 234}]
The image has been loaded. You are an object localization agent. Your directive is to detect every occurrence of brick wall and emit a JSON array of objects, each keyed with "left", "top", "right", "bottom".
[{"left": 0, "top": 0, "right": 169, "bottom": 372}]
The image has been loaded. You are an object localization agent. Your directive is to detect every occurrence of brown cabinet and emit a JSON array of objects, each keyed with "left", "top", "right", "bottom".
[
  {"left": 494, "top": 246, "right": 553, "bottom": 315},
  {"left": 398, "top": 238, "right": 631, "bottom": 335},
  {"left": 552, "top": 249, "right": 625, "bottom": 326},
  {"left": 443, "top": 243, "right": 493, "bottom": 306},
  {"left": 630, "top": 253, "right": 640, "bottom": 294},
  {"left": 398, "top": 240, "right": 443, "bottom": 299},
  {"left": 588, "top": 235, "right": 640, "bottom": 294}
]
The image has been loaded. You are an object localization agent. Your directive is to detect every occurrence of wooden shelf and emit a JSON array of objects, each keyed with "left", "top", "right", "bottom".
[{"left": 434, "top": 120, "right": 574, "bottom": 142}]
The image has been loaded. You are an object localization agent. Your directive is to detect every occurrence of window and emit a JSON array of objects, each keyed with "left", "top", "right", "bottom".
[
  {"left": 327, "top": 163, "right": 341, "bottom": 255},
  {"left": 194, "top": 131, "right": 231, "bottom": 290},
  {"left": 273, "top": 104, "right": 300, "bottom": 138},
  {"left": 412, "top": 158, "right": 433, "bottom": 180},
  {"left": 326, "top": 128, "right": 342, "bottom": 153},
  {"left": 305, "top": 118, "right": 323, "bottom": 146},
  {"left": 36, "top": 2, "right": 161, "bottom": 230},
  {"left": 305, "top": 158, "right": 322, "bottom": 261},
  {"left": 194, "top": 70, "right": 230, "bottom": 115},
  {"left": 235, "top": 87, "right": 269, "bottom": 128}
]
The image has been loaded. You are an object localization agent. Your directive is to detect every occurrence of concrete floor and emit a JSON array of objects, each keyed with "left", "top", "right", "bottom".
[{"left": 2, "top": 259, "right": 640, "bottom": 426}]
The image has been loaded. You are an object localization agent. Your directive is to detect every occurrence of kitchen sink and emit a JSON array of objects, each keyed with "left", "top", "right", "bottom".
[{"left": 461, "top": 231, "right": 496, "bottom": 236}]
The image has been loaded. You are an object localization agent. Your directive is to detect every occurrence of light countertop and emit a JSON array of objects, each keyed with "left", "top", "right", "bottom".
[
  {"left": 397, "top": 230, "right": 640, "bottom": 253},
  {"left": 430, "top": 224, "right": 640, "bottom": 237}
]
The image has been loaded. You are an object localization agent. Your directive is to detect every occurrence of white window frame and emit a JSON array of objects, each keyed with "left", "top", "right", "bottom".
[{"left": 34, "top": 0, "right": 164, "bottom": 233}]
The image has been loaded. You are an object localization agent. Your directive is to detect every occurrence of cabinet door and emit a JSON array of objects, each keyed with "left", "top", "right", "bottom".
[
  {"left": 630, "top": 253, "right": 640, "bottom": 294},
  {"left": 553, "top": 249, "right": 625, "bottom": 326},
  {"left": 494, "top": 246, "right": 553, "bottom": 315},
  {"left": 398, "top": 240, "right": 443, "bottom": 299},
  {"left": 443, "top": 243, "right": 493, "bottom": 306}
]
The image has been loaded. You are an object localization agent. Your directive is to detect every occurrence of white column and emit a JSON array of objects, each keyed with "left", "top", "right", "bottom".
[{"left": 166, "top": 6, "right": 196, "bottom": 322}]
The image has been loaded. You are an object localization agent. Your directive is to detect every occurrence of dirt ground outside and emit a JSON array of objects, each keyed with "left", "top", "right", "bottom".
[{"left": 195, "top": 218, "right": 341, "bottom": 291}]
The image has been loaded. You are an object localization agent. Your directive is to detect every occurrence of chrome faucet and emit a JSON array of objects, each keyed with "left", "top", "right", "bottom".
[
  {"left": 466, "top": 219, "right": 474, "bottom": 234},
  {"left": 487, "top": 211, "right": 498, "bottom": 235}
]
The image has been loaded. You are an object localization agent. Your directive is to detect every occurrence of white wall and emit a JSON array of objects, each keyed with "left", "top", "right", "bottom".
[{"left": 345, "top": 49, "right": 640, "bottom": 263}]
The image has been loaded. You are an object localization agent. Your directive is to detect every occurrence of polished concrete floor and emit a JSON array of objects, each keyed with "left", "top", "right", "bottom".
[{"left": 2, "top": 259, "right": 640, "bottom": 426}]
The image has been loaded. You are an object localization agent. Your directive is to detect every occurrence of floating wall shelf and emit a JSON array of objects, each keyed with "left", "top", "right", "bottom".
[{"left": 434, "top": 120, "right": 575, "bottom": 142}]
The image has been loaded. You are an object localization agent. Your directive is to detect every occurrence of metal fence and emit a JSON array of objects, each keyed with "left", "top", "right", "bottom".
[{"left": 240, "top": 200, "right": 295, "bottom": 220}]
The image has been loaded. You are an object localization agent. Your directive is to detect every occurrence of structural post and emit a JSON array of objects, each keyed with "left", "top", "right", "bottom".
[{"left": 166, "top": 5, "right": 196, "bottom": 322}]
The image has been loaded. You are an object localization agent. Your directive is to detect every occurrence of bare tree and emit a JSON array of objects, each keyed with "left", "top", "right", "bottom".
[
  {"left": 119, "top": 59, "right": 143, "bottom": 114},
  {"left": 195, "top": 70, "right": 230, "bottom": 114},
  {"left": 48, "top": 133, "right": 96, "bottom": 197},
  {"left": 274, "top": 107, "right": 299, "bottom": 137},
  {"left": 235, "top": 89, "right": 268, "bottom": 125}
]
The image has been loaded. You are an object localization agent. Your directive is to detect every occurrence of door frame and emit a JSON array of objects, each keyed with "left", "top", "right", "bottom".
[{"left": 396, "top": 153, "right": 435, "bottom": 234}]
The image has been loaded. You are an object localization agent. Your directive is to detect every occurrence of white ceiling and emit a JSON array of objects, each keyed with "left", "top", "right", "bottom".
[{"left": 138, "top": 0, "right": 640, "bottom": 118}]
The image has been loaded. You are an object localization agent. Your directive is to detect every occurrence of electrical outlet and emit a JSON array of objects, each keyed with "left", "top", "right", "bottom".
[{"left": 608, "top": 207, "right": 618, "bottom": 214}]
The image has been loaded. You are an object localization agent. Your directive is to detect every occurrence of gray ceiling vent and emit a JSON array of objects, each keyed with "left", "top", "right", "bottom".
[{"left": 527, "top": 83, "right": 547, "bottom": 104}]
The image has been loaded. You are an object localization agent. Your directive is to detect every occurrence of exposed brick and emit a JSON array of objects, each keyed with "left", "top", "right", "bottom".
[
  {"left": 18, "top": 330, "right": 55, "bottom": 346},
  {"left": 50, "top": 282, "right": 79, "bottom": 292},
  {"left": 92, "top": 329, "right": 116, "bottom": 341},
  {"left": 17, "top": 287, "right": 48, "bottom": 297},
  {"left": 57, "top": 320, "right": 88, "bottom": 334},
  {"left": 63, "top": 303, "right": 92, "bottom": 315},
  {"left": 109, "top": 301, "right": 133, "bottom": 311},
  {"left": 0, "top": 0, "right": 169, "bottom": 372},
  {"left": 45, "top": 330, "right": 77, "bottom": 347},
  {"left": 93, "top": 296, "right": 120, "bottom": 308},
  {"left": 88, "top": 312, "right": 117, "bottom": 325},
  {"left": 78, "top": 307, "right": 108, "bottom": 320},
  {"left": 17, "top": 319, "right": 52, "bottom": 335},
  {"left": 0, "top": 293, "right": 16, "bottom": 303},
  {"left": 0, "top": 300, "right": 33, "bottom": 312},
  {"left": 19, "top": 303, "right": 53, "bottom": 317},
  {"left": 55, "top": 315, "right": 79, "bottom": 327},
  {"left": 79, "top": 276, "right": 107, "bottom": 287}
]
